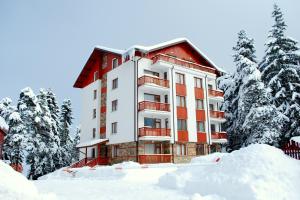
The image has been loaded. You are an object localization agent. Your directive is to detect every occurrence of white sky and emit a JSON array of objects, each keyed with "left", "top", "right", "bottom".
[{"left": 0, "top": 0, "right": 299, "bottom": 126}]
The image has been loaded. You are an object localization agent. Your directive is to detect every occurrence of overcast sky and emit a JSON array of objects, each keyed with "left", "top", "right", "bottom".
[{"left": 0, "top": 0, "right": 299, "bottom": 127}]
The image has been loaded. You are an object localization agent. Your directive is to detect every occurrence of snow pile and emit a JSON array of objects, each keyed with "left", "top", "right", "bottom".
[
  {"left": 291, "top": 136, "right": 300, "bottom": 143},
  {"left": 159, "top": 144, "right": 300, "bottom": 200},
  {"left": 0, "top": 161, "right": 56, "bottom": 200}
]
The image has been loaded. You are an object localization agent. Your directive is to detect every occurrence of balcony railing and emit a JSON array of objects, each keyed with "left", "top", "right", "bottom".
[
  {"left": 139, "top": 154, "right": 172, "bottom": 164},
  {"left": 139, "top": 127, "right": 171, "bottom": 137},
  {"left": 86, "top": 157, "right": 109, "bottom": 167},
  {"left": 208, "top": 89, "right": 224, "bottom": 98},
  {"left": 138, "top": 75, "right": 169, "bottom": 88},
  {"left": 138, "top": 101, "right": 170, "bottom": 112},
  {"left": 211, "top": 132, "right": 227, "bottom": 140},
  {"left": 152, "top": 53, "right": 216, "bottom": 74},
  {"left": 210, "top": 110, "right": 225, "bottom": 119}
]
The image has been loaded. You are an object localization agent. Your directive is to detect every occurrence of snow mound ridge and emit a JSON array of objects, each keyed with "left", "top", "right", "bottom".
[
  {"left": 0, "top": 161, "right": 56, "bottom": 200},
  {"left": 158, "top": 144, "right": 300, "bottom": 200}
]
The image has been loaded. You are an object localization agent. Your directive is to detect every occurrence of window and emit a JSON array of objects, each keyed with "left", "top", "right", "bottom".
[
  {"left": 93, "top": 90, "right": 97, "bottom": 100},
  {"left": 92, "top": 128, "right": 96, "bottom": 138},
  {"left": 144, "top": 69, "right": 159, "bottom": 77},
  {"left": 175, "top": 73, "right": 185, "bottom": 84},
  {"left": 164, "top": 72, "right": 168, "bottom": 80},
  {"left": 144, "top": 93, "right": 160, "bottom": 102},
  {"left": 176, "top": 144, "right": 186, "bottom": 156},
  {"left": 145, "top": 144, "right": 155, "bottom": 154},
  {"left": 195, "top": 99, "right": 204, "bottom": 110},
  {"left": 112, "top": 122, "right": 118, "bottom": 134},
  {"left": 93, "top": 109, "right": 96, "bottom": 119},
  {"left": 144, "top": 118, "right": 161, "bottom": 128},
  {"left": 94, "top": 71, "right": 99, "bottom": 81},
  {"left": 112, "top": 78, "right": 118, "bottom": 89},
  {"left": 164, "top": 95, "right": 168, "bottom": 104},
  {"left": 209, "top": 104, "right": 214, "bottom": 111},
  {"left": 112, "top": 58, "right": 118, "bottom": 69},
  {"left": 196, "top": 121, "right": 205, "bottom": 132},
  {"left": 196, "top": 144, "right": 205, "bottom": 155},
  {"left": 176, "top": 96, "right": 186, "bottom": 107},
  {"left": 208, "top": 84, "right": 213, "bottom": 90},
  {"left": 112, "top": 145, "right": 120, "bottom": 157},
  {"left": 112, "top": 100, "right": 118, "bottom": 111},
  {"left": 177, "top": 119, "right": 187, "bottom": 131},
  {"left": 211, "top": 124, "right": 216, "bottom": 133},
  {"left": 194, "top": 77, "right": 203, "bottom": 88},
  {"left": 102, "top": 55, "right": 107, "bottom": 69}
]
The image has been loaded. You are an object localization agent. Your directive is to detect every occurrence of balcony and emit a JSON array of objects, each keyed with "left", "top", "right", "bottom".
[
  {"left": 138, "top": 101, "right": 170, "bottom": 112},
  {"left": 139, "top": 127, "right": 171, "bottom": 137},
  {"left": 178, "top": 130, "right": 189, "bottom": 142},
  {"left": 138, "top": 75, "right": 169, "bottom": 88},
  {"left": 208, "top": 89, "right": 224, "bottom": 99},
  {"left": 152, "top": 53, "right": 216, "bottom": 74},
  {"left": 210, "top": 110, "right": 225, "bottom": 121},
  {"left": 197, "top": 132, "right": 207, "bottom": 143},
  {"left": 211, "top": 132, "right": 227, "bottom": 140},
  {"left": 139, "top": 154, "right": 172, "bottom": 164}
]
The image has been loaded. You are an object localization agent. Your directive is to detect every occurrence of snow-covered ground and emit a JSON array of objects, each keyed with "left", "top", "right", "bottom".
[{"left": 1, "top": 144, "right": 300, "bottom": 200}]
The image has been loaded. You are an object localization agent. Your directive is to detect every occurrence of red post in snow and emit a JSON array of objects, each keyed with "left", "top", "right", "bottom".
[{"left": 85, "top": 147, "right": 87, "bottom": 164}]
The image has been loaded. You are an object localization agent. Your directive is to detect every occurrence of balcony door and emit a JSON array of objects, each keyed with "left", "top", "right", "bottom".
[{"left": 144, "top": 93, "right": 160, "bottom": 102}]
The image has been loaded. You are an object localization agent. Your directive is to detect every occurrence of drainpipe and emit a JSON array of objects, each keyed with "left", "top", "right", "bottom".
[
  {"left": 170, "top": 65, "right": 176, "bottom": 163},
  {"left": 204, "top": 75, "right": 211, "bottom": 154},
  {"left": 133, "top": 55, "right": 143, "bottom": 163}
]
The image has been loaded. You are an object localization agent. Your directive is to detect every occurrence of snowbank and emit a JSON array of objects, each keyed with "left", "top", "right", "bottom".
[
  {"left": 0, "top": 161, "right": 56, "bottom": 200},
  {"left": 291, "top": 136, "right": 300, "bottom": 143},
  {"left": 159, "top": 144, "right": 300, "bottom": 200}
]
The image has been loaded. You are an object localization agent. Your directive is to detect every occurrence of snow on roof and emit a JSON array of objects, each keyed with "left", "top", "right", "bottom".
[
  {"left": 0, "top": 116, "right": 8, "bottom": 132},
  {"left": 291, "top": 136, "right": 300, "bottom": 143},
  {"left": 76, "top": 138, "right": 108, "bottom": 148},
  {"left": 95, "top": 38, "right": 226, "bottom": 73}
]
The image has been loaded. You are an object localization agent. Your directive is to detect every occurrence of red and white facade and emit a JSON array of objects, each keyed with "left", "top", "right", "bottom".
[
  {"left": 0, "top": 116, "right": 8, "bottom": 160},
  {"left": 73, "top": 38, "right": 226, "bottom": 166}
]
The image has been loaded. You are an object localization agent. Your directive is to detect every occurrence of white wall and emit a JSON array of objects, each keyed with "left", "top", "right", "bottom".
[
  {"left": 80, "top": 80, "right": 101, "bottom": 159},
  {"left": 106, "top": 61, "right": 135, "bottom": 144}
]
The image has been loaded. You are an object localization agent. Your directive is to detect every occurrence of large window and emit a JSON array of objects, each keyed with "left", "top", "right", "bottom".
[
  {"left": 177, "top": 119, "right": 187, "bottom": 131},
  {"left": 144, "top": 118, "right": 161, "bottom": 128},
  {"left": 144, "top": 93, "right": 160, "bottom": 102},
  {"left": 112, "top": 58, "right": 118, "bottom": 69},
  {"left": 112, "top": 100, "right": 118, "bottom": 112},
  {"left": 112, "top": 78, "right": 118, "bottom": 89},
  {"left": 195, "top": 99, "right": 204, "bottom": 110},
  {"left": 196, "top": 121, "right": 205, "bottom": 132},
  {"left": 112, "top": 122, "right": 118, "bottom": 134},
  {"left": 176, "top": 144, "right": 186, "bottom": 156},
  {"left": 176, "top": 96, "right": 186, "bottom": 107},
  {"left": 175, "top": 73, "right": 185, "bottom": 84},
  {"left": 194, "top": 77, "right": 203, "bottom": 88},
  {"left": 144, "top": 69, "right": 159, "bottom": 77}
]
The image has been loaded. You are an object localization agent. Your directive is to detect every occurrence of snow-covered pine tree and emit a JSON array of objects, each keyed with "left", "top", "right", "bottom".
[
  {"left": 17, "top": 87, "right": 42, "bottom": 179},
  {"left": 259, "top": 4, "right": 300, "bottom": 145},
  {"left": 0, "top": 97, "right": 16, "bottom": 122},
  {"left": 218, "top": 30, "right": 257, "bottom": 150},
  {"left": 59, "top": 99, "right": 74, "bottom": 166},
  {"left": 3, "top": 112, "right": 25, "bottom": 167},
  {"left": 71, "top": 126, "right": 80, "bottom": 163},
  {"left": 46, "top": 89, "right": 62, "bottom": 169}
]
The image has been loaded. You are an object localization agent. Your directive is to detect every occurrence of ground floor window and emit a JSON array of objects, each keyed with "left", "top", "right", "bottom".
[
  {"left": 112, "top": 145, "right": 120, "bottom": 157},
  {"left": 196, "top": 144, "right": 205, "bottom": 155},
  {"left": 176, "top": 144, "right": 187, "bottom": 156}
]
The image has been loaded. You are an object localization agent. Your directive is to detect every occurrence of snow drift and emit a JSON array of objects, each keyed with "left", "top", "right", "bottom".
[
  {"left": 159, "top": 144, "right": 300, "bottom": 200},
  {"left": 0, "top": 161, "right": 55, "bottom": 200}
]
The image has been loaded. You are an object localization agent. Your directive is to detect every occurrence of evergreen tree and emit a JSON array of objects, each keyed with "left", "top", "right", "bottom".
[
  {"left": 71, "top": 126, "right": 80, "bottom": 163},
  {"left": 260, "top": 4, "right": 300, "bottom": 145},
  {"left": 0, "top": 97, "right": 16, "bottom": 121},
  {"left": 59, "top": 99, "right": 74, "bottom": 166},
  {"left": 3, "top": 112, "right": 25, "bottom": 167}
]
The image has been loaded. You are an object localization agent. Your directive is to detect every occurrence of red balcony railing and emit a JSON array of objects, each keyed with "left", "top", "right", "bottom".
[
  {"left": 70, "top": 157, "right": 93, "bottom": 168},
  {"left": 211, "top": 132, "right": 227, "bottom": 140},
  {"left": 139, "top": 127, "right": 171, "bottom": 137},
  {"left": 210, "top": 110, "right": 225, "bottom": 119},
  {"left": 139, "top": 154, "right": 172, "bottom": 164},
  {"left": 138, "top": 101, "right": 170, "bottom": 112},
  {"left": 152, "top": 53, "right": 216, "bottom": 74},
  {"left": 86, "top": 157, "right": 109, "bottom": 167},
  {"left": 138, "top": 75, "right": 169, "bottom": 88},
  {"left": 208, "top": 89, "right": 224, "bottom": 97}
]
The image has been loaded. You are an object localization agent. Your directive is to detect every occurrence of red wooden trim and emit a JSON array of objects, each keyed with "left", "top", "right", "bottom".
[
  {"left": 282, "top": 140, "right": 300, "bottom": 160},
  {"left": 211, "top": 132, "right": 227, "bottom": 139},
  {"left": 194, "top": 88, "right": 204, "bottom": 99},
  {"left": 101, "top": 87, "right": 107, "bottom": 93},
  {"left": 210, "top": 110, "right": 225, "bottom": 119},
  {"left": 138, "top": 75, "right": 169, "bottom": 88},
  {"left": 196, "top": 110, "right": 206, "bottom": 121},
  {"left": 100, "top": 127, "right": 106, "bottom": 133},
  {"left": 208, "top": 89, "right": 224, "bottom": 97},
  {"left": 139, "top": 127, "right": 171, "bottom": 137},
  {"left": 197, "top": 132, "right": 207, "bottom": 143},
  {"left": 176, "top": 83, "right": 186, "bottom": 96},
  {"left": 178, "top": 130, "right": 189, "bottom": 142},
  {"left": 177, "top": 107, "right": 187, "bottom": 119},
  {"left": 138, "top": 101, "right": 170, "bottom": 112}
]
